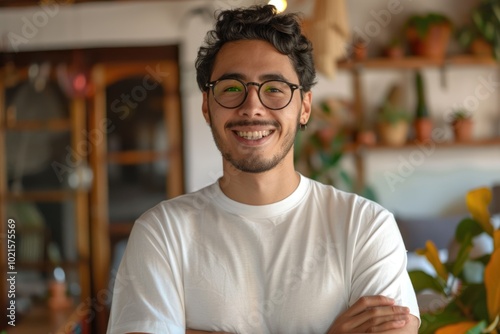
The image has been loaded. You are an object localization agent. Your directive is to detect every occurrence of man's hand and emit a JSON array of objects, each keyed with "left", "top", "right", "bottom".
[{"left": 327, "top": 295, "right": 413, "bottom": 333}]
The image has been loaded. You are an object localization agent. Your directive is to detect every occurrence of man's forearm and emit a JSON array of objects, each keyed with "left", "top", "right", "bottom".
[{"left": 375, "top": 315, "right": 420, "bottom": 334}]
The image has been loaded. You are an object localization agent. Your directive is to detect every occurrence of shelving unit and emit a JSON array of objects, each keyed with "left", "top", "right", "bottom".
[
  {"left": 338, "top": 55, "right": 498, "bottom": 70},
  {"left": 344, "top": 137, "right": 500, "bottom": 153},
  {"left": 337, "top": 54, "right": 500, "bottom": 191}
]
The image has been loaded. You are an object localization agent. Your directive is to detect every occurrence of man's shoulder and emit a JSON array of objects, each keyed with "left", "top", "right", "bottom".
[
  {"left": 137, "top": 182, "right": 220, "bottom": 223},
  {"left": 305, "top": 176, "right": 391, "bottom": 219}
]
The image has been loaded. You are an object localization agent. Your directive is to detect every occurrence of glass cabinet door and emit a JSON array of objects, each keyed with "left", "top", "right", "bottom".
[{"left": 1, "top": 64, "right": 91, "bottom": 332}]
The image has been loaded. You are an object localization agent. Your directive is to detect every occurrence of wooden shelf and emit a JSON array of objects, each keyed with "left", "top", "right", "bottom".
[
  {"left": 3, "top": 190, "right": 75, "bottom": 202},
  {"left": 7, "top": 302, "right": 90, "bottom": 334},
  {"left": 344, "top": 137, "right": 500, "bottom": 152},
  {"left": 109, "top": 221, "right": 135, "bottom": 239},
  {"left": 5, "top": 119, "right": 71, "bottom": 131},
  {"left": 107, "top": 150, "right": 168, "bottom": 165},
  {"left": 338, "top": 55, "right": 498, "bottom": 70},
  {"left": 16, "top": 259, "right": 88, "bottom": 271}
]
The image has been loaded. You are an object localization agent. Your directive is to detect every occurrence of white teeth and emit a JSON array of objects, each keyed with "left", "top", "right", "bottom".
[{"left": 236, "top": 130, "right": 271, "bottom": 140}]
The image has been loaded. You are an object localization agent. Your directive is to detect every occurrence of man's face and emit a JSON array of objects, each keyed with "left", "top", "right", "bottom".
[{"left": 202, "top": 39, "right": 312, "bottom": 174}]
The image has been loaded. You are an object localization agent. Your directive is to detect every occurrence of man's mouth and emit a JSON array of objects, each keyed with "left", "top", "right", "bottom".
[{"left": 236, "top": 130, "right": 273, "bottom": 140}]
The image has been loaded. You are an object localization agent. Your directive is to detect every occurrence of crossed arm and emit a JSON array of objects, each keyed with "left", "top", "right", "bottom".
[{"left": 184, "top": 295, "right": 419, "bottom": 334}]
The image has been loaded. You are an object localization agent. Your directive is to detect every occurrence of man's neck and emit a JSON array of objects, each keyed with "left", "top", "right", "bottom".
[{"left": 218, "top": 162, "right": 300, "bottom": 206}]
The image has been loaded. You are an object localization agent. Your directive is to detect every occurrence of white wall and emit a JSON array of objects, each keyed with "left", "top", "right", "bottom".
[{"left": 1, "top": 0, "right": 499, "bottom": 217}]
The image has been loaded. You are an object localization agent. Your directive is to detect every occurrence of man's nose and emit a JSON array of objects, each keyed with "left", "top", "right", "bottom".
[{"left": 239, "top": 83, "right": 265, "bottom": 116}]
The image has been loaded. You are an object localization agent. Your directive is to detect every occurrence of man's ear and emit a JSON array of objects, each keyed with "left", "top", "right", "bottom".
[
  {"left": 202, "top": 91, "right": 210, "bottom": 124},
  {"left": 300, "top": 91, "right": 312, "bottom": 125}
]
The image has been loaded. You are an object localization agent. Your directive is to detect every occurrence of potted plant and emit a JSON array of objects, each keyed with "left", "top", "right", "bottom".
[
  {"left": 405, "top": 13, "right": 453, "bottom": 59},
  {"left": 352, "top": 37, "right": 368, "bottom": 61},
  {"left": 376, "top": 85, "right": 411, "bottom": 146},
  {"left": 456, "top": 25, "right": 493, "bottom": 57},
  {"left": 450, "top": 109, "right": 474, "bottom": 142},
  {"left": 377, "top": 102, "right": 411, "bottom": 146},
  {"left": 413, "top": 70, "right": 433, "bottom": 142},
  {"left": 409, "top": 187, "right": 500, "bottom": 334},
  {"left": 294, "top": 99, "right": 377, "bottom": 201},
  {"left": 456, "top": 0, "right": 500, "bottom": 59},
  {"left": 384, "top": 37, "right": 405, "bottom": 59}
]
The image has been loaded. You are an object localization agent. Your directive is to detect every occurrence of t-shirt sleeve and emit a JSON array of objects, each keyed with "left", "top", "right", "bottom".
[
  {"left": 107, "top": 214, "right": 185, "bottom": 334},
  {"left": 348, "top": 206, "right": 420, "bottom": 322}
]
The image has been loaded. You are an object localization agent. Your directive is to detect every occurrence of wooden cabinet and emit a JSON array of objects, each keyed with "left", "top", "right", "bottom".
[
  {"left": 0, "top": 65, "right": 91, "bottom": 333},
  {"left": 89, "top": 59, "right": 184, "bottom": 332},
  {"left": 0, "top": 47, "right": 185, "bottom": 333}
]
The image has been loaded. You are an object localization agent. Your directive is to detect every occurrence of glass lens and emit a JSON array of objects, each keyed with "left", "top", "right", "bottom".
[
  {"left": 259, "top": 81, "right": 292, "bottom": 109},
  {"left": 213, "top": 79, "right": 246, "bottom": 108}
]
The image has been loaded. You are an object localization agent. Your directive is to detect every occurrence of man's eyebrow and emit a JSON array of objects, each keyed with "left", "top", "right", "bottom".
[
  {"left": 213, "top": 73, "right": 291, "bottom": 82},
  {"left": 259, "top": 73, "right": 288, "bottom": 82},
  {"left": 213, "top": 73, "right": 245, "bottom": 81}
]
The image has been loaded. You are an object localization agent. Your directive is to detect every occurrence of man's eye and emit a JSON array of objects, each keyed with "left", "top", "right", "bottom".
[
  {"left": 224, "top": 86, "right": 242, "bottom": 92},
  {"left": 264, "top": 86, "right": 283, "bottom": 93}
]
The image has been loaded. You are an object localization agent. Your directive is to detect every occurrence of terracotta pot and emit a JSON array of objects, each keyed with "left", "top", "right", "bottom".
[
  {"left": 353, "top": 42, "right": 368, "bottom": 61},
  {"left": 414, "top": 118, "right": 433, "bottom": 142},
  {"left": 316, "top": 127, "right": 338, "bottom": 148},
  {"left": 385, "top": 46, "right": 404, "bottom": 59},
  {"left": 452, "top": 119, "right": 473, "bottom": 142},
  {"left": 378, "top": 121, "right": 409, "bottom": 146},
  {"left": 407, "top": 23, "right": 451, "bottom": 59},
  {"left": 356, "top": 129, "right": 376, "bottom": 146},
  {"left": 470, "top": 38, "right": 493, "bottom": 57}
]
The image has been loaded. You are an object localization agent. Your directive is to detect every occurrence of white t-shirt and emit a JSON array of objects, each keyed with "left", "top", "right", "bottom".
[{"left": 107, "top": 174, "right": 419, "bottom": 334}]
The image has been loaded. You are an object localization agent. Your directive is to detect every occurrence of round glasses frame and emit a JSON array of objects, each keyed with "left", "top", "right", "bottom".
[{"left": 205, "top": 78, "right": 303, "bottom": 110}]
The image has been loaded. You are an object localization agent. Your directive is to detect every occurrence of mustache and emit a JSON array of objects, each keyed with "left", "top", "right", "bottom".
[{"left": 226, "top": 120, "right": 280, "bottom": 128}]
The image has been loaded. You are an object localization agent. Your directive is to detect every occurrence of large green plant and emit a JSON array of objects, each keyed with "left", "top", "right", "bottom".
[{"left": 409, "top": 188, "right": 500, "bottom": 334}]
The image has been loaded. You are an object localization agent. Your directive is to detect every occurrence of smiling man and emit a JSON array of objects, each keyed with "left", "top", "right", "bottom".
[{"left": 107, "top": 5, "right": 420, "bottom": 334}]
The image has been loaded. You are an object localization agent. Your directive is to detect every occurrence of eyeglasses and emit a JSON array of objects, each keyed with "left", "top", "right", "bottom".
[{"left": 205, "top": 78, "right": 302, "bottom": 110}]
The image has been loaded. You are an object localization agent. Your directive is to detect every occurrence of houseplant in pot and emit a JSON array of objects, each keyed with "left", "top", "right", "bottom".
[
  {"left": 377, "top": 84, "right": 411, "bottom": 146},
  {"left": 456, "top": 0, "right": 500, "bottom": 59},
  {"left": 413, "top": 70, "right": 433, "bottom": 142},
  {"left": 405, "top": 12, "right": 453, "bottom": 59},
  {"left": 384, "top": 37, "right": 405, "bottom": 59},
  {"left": 377, "top": 102, "right": 411, "bottom": 146},
  {"left": 450, "top": 108, "right": 474, "bottom": 142}
]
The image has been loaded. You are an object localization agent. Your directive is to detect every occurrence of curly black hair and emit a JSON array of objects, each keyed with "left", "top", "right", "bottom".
[{"left": 195, "top": 5, "right": 316, "bottom": 92}]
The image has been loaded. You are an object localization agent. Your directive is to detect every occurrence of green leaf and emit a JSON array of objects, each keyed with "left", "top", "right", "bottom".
[
  {"left": 493, "top": 4, "right": 500, "bottom": 23},
  {"left": 473, "top": 253, "right": 491, "bottom": 265},
  {"left": 458, "top": 284, "right": 489, "bottom": 321},
  {"left": 472, "top": 9, "right": 484, "bottom": 31},
  {"left": 451, "top": 235, "right": 473, "bottom": 277},
  {"left": 361, "top": 186, "right": 378, "bottom": 202},
  {"left": 465, "top": 320, "right": 487, "bottom": 334},
  {"left": 339, "top": 170, "right": 353, "bottom": 189},
  {"left": 455, "top": 218, "right": 484, "bottom": 243},
  {"left": 419, "top": 311, "right": 464, "bottom": 334},
  {"left": 409, "top": 270, "right": 446, "bottom": 294}
]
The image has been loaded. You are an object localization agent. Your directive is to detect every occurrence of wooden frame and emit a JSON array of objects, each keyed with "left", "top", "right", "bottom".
[{"left": 90, "top": 59, "right": 184, "bottom": 332}]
